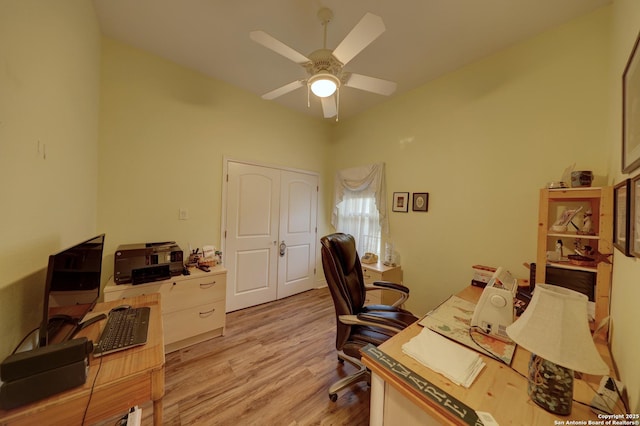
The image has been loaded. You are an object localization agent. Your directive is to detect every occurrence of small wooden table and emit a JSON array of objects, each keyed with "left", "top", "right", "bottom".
[
  {"left": 0, "top": 294, "right": 165, "bottom": 425},
  {"left": 361, "top": 285, "right": 619, "bottom": 425}
]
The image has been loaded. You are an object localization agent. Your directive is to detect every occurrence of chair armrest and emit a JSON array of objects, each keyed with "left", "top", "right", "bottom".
[
  {"left": 372, "top": 281, "right": 409, "bottom": 293},
  {"left": 338, "top": 314, "right": 405, "bottom": 333},
  {"left": 365, "top": 281, "right": 410, "bottom": 307},
  {"left": 357, "top": 312, "right": 410, "bottom": 330}
]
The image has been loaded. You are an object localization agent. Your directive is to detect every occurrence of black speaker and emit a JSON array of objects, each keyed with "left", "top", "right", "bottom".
[
  {"left": 0, "top": 337, "right": 92, "bottom": 382},
  {"left": 0, "top": 338, "right": 92, "bottom": 410},
  {"left": 0, "top": 359, "right": 87, "bottom": 410}
]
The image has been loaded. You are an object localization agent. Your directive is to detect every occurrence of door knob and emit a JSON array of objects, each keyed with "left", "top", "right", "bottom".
[{"left": 279, "top": 241, "right": 286, "bottom": 257}]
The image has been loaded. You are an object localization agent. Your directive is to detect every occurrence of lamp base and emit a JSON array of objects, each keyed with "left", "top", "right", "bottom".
[{"left": 528, "top": 354, "right": 574, "bottom": 415}]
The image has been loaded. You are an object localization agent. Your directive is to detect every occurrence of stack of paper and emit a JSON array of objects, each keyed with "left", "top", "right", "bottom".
[{"left": 402, "top": 328, "right": 485, "bottom": 388}]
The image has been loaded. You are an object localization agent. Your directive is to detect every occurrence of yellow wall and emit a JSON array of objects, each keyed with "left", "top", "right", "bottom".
[
  {"left": 0, "top": 0, "right": 101, "bottom": 358},
  {"left": 1, "top": 0, "right": 639, "bottom": 413},
  {"left": 608, "top": 0, "right": 640, "bottom": 412},
  {"left": 331, "top": 8, "right": 612, "bottom": 314},
  {"left": 97, "top": 38, "right": 331, "bottom": 282}
]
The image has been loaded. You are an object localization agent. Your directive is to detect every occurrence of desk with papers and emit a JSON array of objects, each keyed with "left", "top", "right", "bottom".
[
  {"left": 401, "top": 327, "right": 486, "bottom": 389},
  {"left": 360, "top": 285, "right": 617, "bottom": 426}
]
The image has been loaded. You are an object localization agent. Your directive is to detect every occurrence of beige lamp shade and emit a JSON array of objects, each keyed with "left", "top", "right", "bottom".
[{"left": 505, "top": 284, "right": 608, "bottom": 375}]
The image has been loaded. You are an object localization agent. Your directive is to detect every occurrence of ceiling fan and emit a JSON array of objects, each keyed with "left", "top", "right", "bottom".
[{"left": 250, "top": 7, "right": 397, "bottom": 121}]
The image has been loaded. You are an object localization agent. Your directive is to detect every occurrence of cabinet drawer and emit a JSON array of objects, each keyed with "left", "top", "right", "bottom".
[
  {"left": 162, "top": 275, "right": 225, "bottom": 313},
  {"left": 362, "top": 268, "right": 382, "bottom": 284},
  {"left": 362, "top": 264, "right": 404, "bottom": 305},
  {"left": 104, "top": 275, "right": 226, "bottom": 313},
  {"left": 104, "top": 282, "right": 164, "bottom": 301},
  {"left": 364, "top": 290, "right": 382, "bottom": 305},
  {"left": 163, "top": 300, "right": 225, "bottom": 345}
]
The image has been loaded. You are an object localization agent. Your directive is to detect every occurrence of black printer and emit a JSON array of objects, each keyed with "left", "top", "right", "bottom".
[{"left": 114, "top": 241, "right": 183, "bottom": 284}]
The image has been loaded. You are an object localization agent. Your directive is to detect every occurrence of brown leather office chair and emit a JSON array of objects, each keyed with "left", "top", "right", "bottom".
[{"left": 320, "top": 233, "right": 418, "bottom": 401}]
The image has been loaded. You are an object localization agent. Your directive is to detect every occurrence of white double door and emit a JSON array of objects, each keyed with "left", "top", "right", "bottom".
[{"left": 224, "top": 160, "right": 318, "bottom": 312}]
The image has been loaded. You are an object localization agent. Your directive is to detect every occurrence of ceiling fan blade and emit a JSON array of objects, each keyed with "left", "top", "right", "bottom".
[
  {"left": 250, "top": 30, "right": 310, "bottom": 65},
  {"left": 345, "top": 73, "right": 397, "bottom": 96},
  {"left": 262, "top": 80, "right": 304, "bottom": 100},
  {"left": 321, "top": 96, "right": 337, "bottom": 118},
  {"left": 332, "top": 13, "right": 385, "bottom": 66}
]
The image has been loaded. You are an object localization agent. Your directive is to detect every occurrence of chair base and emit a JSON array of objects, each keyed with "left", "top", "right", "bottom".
[{"left": 328, "top": 351, "right": 370, "bottom": 401}]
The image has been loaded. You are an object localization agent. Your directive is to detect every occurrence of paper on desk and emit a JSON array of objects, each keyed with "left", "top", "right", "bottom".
[
  {"left": 202, "top": 245, "right": 216, "bottom": 258},
  {"left": 402, "top": 328, "right": 485, "bottom": 388}
]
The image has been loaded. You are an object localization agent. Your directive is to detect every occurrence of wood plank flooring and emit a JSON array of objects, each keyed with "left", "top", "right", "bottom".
[{"left": 99, "top": 287, "right": 370, "bottom": 425}]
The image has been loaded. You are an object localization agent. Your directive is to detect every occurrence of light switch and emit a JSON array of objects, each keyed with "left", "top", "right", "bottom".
[{"left": 179, "top": 208, "right": 189, "bottom": 220}]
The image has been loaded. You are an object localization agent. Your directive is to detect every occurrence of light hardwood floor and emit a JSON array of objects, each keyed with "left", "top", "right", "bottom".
[{"left": 100, "top": 287, "right": 370, "bottom": 425}]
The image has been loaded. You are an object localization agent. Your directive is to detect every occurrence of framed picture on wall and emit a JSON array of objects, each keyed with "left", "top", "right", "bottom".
[
  {"left": 613, "top": 179, "right": 632, "bottom": 256},
  {"left": 412, "top": 192, "right": 429, "bottom": 212},
  {"left": 623, "top": 31, "right": 640, "bottom": 173},
  {"left": 630, "top": 175, "right": 640, "bottom": 258},
  {"left": 392, "top": 192, "right": 409, "bottom": 212}
]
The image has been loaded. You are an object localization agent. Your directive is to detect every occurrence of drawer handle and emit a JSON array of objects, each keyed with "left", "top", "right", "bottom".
[
  {"left": 200, "top": 282, "right": 216, "bottom": 289},
  {"left": 199, "top": 308, "right": 216, "bottom": 317}
]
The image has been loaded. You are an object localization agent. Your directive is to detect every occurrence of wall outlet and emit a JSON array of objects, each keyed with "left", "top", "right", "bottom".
[
  {"left": 591, "top": 376, "right": 624, "bottom": 415},
  {"left": 126, "top": 405, "right": 141, "bottom": 426}
]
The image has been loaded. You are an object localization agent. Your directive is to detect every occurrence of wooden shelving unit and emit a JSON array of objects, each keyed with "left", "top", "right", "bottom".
[{"left": 536, "top": 187, "right": 613, "bottom": 332}]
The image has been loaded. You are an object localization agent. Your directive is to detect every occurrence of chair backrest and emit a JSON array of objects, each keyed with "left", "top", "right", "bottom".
[{"left": 320, "top": 233, "right": 367, "bottom": 350}]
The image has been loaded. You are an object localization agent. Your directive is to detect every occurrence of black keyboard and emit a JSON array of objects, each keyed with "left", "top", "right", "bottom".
[{"left": 94, "top": 307, "right": 150, "bottom": 357}]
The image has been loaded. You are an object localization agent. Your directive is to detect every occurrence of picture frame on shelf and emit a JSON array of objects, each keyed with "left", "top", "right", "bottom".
[
  {"left": 623, "top": 31, "right": 640, "bottom": 173},
  {"left": 630, "top": 175, "right": 640, "bottom": 258},
  {"left": 392, "top": 192, "right": 409, "bottom": 212},
  {"left": 613, "top": 179, "right": 632, "bottom": 256},
  {"left": 412, "top": 192, "right": 429, "bottom": 212}
]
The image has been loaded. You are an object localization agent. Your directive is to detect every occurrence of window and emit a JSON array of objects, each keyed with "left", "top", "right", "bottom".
[
  {"left": 332, "top": 163, "right": 388, "bottom": 256},
  {"left": 335, "top": 191, "right": 381, "bottom": 255}
]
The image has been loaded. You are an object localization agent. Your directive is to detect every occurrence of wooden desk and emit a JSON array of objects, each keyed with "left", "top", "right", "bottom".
[
  {"left": 361, "top": 285, "right": 618, "bottom": 425},
  {"left": 0, "top": 294, "right": 165, "bottom": 425}
]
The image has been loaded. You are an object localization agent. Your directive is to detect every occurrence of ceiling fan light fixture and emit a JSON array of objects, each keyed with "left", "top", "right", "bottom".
[{"left": 309, "top": 73, "right": 340, "bottom": 98}]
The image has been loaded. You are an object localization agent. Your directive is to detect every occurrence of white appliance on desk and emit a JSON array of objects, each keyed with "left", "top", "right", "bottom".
[{"left": 470, "top": 267, "right": 517, "bottom": 341}]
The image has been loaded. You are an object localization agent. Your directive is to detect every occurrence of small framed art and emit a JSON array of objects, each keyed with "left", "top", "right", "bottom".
[
  {"left": 412, "top": 193, "right": 429, "bottom": 212},
  {"left": 613, "top": 179, "right": 632, "bottom": 256},
  {"left": 631, "top": 175, "right": 640, "bottom": 257},
  {"left": 623, "top": 31, "right": 640, "bottom": 173},
  {"left": 392, "top": 192, "right": 409, "bottom": 212}
]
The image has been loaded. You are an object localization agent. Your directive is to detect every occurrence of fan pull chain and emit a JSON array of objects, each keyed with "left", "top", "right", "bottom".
[
  {"left": 335, "top": 88, "right": 340, "bottom": 122},
  {"left": 307, "top": 85, "right": 311, "bottom": 108}
]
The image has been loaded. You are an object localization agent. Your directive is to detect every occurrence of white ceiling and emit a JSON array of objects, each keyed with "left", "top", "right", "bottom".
[{"left": 93, "top": 0, "right": 610, "bottom": 120}]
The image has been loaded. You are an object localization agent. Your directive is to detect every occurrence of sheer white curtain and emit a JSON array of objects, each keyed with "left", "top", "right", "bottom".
[
  {"left": 332, "top": 163, "right": 388, "bottom": 256},
  {"left": 336, "top": 192, "right": 381, "bottom": 255}
]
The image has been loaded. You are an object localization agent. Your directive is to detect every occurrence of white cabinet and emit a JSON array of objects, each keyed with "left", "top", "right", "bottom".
[
  {"left": 104, "top": 266, "right": 226, "bottom": 352},
  {"left": 362, "top": 262, "right": 403, "bottom": 305}
]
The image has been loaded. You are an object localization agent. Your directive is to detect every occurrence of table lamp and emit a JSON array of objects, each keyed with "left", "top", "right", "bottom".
[{"left": 505, "top": 284, "right": 609, "bottom": 415}]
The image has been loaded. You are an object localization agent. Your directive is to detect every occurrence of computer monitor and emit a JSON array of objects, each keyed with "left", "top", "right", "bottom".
[{"left": 38, "top": 234, "right": 105, "bottom": 347}]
